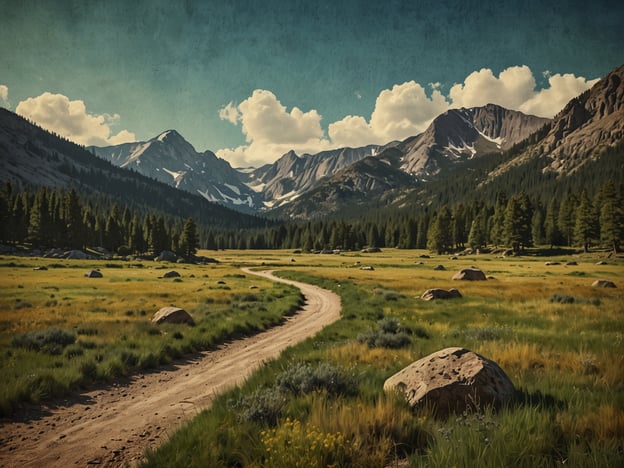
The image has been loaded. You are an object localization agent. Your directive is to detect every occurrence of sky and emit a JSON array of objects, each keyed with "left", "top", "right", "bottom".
[{"left": 1, "top": 0, "right": 623, "bottom": 167}]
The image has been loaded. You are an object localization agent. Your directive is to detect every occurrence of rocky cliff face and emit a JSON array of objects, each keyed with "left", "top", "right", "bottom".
[
  {"left": 400, "top": 104, "right": 550, "bottom": 177},
  {"left": 540, "top": 64, "right": 624, "bottom": 174}
]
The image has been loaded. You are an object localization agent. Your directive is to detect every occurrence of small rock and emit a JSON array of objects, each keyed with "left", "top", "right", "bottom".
[
  {"left": 452, "top": 268, "right": 486, "bottom": 281},
  {"left": 592, "top": 279, "right": 616, "bottom": 288},
  {"left": 162, "top": 270, "right": 180, "bottom": 278},
  {"left": 421, "top": 288, "right": 462, "bottom": 301}
]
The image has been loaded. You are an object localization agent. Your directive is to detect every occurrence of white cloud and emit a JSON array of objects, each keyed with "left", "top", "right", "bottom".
[
  {"left": 15, "top": 92, "right": 136, "bottom": 146},
  {"left": 218, "top": 101, "right": 240, "bottom": 124},
  {"left": 449, "top": 66, "right": 598, "bottom": 118},
  {"left": 0, "top": 85, "right": 9, "bottom": 107},
  {"left": 449, "top": 66, "right": 536, "bottom": 110},
  {"left": 328, "top": 81, "right": 449, "bottom": 148},
  {"left": 519, "top": 73, "right": 600, "bottom": 117},
  {"left": 217, "top": 90, "right": 332, "bottom": 166}
]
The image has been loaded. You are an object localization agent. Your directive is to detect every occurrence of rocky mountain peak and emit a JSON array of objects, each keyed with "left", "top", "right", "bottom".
[{"left": 541, "top": 64, "right": 624, "bottom": 172}]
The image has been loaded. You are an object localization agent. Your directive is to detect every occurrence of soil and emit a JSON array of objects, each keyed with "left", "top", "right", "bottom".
[{"left": 0, "top": 269, "right": 341, "bottom": 467}]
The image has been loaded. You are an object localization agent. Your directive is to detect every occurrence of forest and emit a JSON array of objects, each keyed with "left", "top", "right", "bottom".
[{"left": 1, "top": 179, "right": 622, "bottom": 256}]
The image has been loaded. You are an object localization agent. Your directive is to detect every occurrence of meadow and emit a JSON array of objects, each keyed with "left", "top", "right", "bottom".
[{"left": 1, "top": 249, "right": 623, "bottom": 466}]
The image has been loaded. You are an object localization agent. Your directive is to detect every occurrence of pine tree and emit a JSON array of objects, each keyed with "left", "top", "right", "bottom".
[
  {"left": 427, "top": 206, "right": 452, "bottom": 254},
  {"left": 598, "top": 181, "right": 623, "bottom": 253},
  {"left": 573, "top": 190, "right": 596, "bottom": 253},
  {"left": 490, "top": 192, "right": 507, "bottom": 247},
  {"left": 64, "top": 189, "right": 84, "bottom": 249},
  {"left": 178, "top": 217, "right": 199, "bottom": 258},
  {"left": 544, "top": 199, "right": 561, "bottom": 248},
  {"left": 558, "top": 194, "right": 577, "bottom": 246},
  {"left": 467, "top": 211, "right": 486, "bottom": 250}
]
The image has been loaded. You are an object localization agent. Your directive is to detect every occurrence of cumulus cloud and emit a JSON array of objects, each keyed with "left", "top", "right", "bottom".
[
  {"left": 0, "top": 85, "right": 9, "bottom": 108},
  {"left": 217, "top": 90, "right": 332, "bottom": 167},
  {"left": 519, "top": 73, "right": 600, "bottom": 117},
  {"left": 449, "top": 66, "right": 598, "bottom": 118},
  {"left": 328, "top": 81, "right": 449, "bottom": 148},
  {"left": 16, "top": 92, "right": 136, "bottom": 146}
]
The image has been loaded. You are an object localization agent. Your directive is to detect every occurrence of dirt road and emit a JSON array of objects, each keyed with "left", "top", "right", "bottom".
[{"left": 0, "top": 269, "right": 341, "bottom": 467}]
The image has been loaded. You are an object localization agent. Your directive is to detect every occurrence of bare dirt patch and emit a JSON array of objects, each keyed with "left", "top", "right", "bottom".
[{"left": 0, "top": 269, "right": 341, "bottom": 467}]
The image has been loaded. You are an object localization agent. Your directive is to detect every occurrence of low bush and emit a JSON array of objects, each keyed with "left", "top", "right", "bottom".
[
  {"left": 11, "top": 328, "right": 76, "bottom": 354},
  {"left": 276, "top": 362, "right": 358, "bottom": 397},
  {"left": 358, "top": 317, "right": 412, "bottom": 349},
  {"left": 232, "top": 386, "right": 287, "bottom": 425}
]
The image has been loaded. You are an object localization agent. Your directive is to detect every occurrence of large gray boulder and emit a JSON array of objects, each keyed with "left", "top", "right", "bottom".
[
  {"left": 151, "top": 306, "right": 194, "bottom": 325},
  {"left": 592, "top": 279, "right": 616, "bottom": 288},
  {"left": 452, "top": 268, "right": 486, "bottom": 281},
  {"left": 163, "top": 270, "right": 181, "bottom": 278},
  {"left": 384, "top": 347, "right": 515, "bottom": 416},
  {"left": 421, "top": 288, "right": 462, "bottom": 301}
]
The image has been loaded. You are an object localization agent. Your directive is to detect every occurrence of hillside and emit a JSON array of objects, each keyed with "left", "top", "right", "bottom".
[{"left": 0, "top": 109, "right": 267, "bottom": 229}]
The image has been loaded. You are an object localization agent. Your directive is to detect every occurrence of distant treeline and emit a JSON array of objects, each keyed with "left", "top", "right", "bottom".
[{"left": 1, "top": 180, "right": 622, "bottom": 255}]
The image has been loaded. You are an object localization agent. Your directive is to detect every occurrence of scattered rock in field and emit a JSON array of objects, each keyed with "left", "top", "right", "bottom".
[
  {"left": 66, "top": 250, "right": 91, "bottom": 260},
  {"left": 566, "top": 261, "right": 578, "bottom": 266},
  {"left": 452, "top": 268, "right": 486, "bottom": 281},
  {"left": 249, "top": 285, "right": 258, "bottom": 289},
  {"left": 383, "top": 347, "right": 515, "bottom": 417},
  {"left": 217, "top": 280, "right": 226, "bottom": 284},
  {"left": 421, "top": 288, "right": 462, "bottom": 300},
  {"left": 416, "top": 261, "right": 424, "bottom": 265},
  {"left": 360, "top": 266, "right": 375, "bottom": 271},
  {"left": 155, "top": 250, "right": 177, "bottom": 262},
  {"left": 362, "top": 247, "right": 382, "bottom": 253},
  {"left": 33, "top": 266, "right": 48, "bottom": 271},
  {"left": 433, "top": 265, "right": 446, "bottom": 271},
  {"left": 545, "top": 261, "right": 560, "bottom": 266},
  {"left": 419, "top": 254, "right": 430, "bottom": 259},
  {"left": 85, "top": 270, "right": 103, "bottom": 278},
  {"left": 162, "top": 270, "right": 181, "bottom": 278},
  {"left": 592, "top": 279, "right": 616, "bottom": 288},
  {"left": 596, "top": 261, "right": 608, "bottom": 265},
  {"left": 151, "top": 306, "right": 194, "bottom": 325},
  {"left": 449, "top": 256, "right": 458, "bottom": 260}
]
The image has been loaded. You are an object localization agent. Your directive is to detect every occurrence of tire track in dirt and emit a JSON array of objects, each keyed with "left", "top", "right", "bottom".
[{"left": 0, "top": 269, "right": 341, "bottom": 467}]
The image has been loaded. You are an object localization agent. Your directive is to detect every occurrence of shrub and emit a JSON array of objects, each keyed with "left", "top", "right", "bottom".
[
  {"left": 358, "top": 318, "right": 413, "bottom": 349},
  {"left": 276, "top": 362, "right": 358, "bottom": 397},
  {"left": 232, "top": 386, "right": 287, "bottom": 425},
  {"left": 12, "top": 328, "right": 76, "bottom": 354},
  {"left": 550, "top": 294, "right": 575, "bottom": 304}
]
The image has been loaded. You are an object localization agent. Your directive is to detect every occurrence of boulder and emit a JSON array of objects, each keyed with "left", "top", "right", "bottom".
[
  {"left": 433, "top": 264, "right": 446, "bottom": 271},
  {"left": 151, "top": 306, "right": 194, "bottom": 325},
  {"left": 384, "top": 347, "right": 515, "bottom": 417},
  {"left": 156, "top": 250, "right": 177, "bottom": 262},
  {"left": 452, "top": 268, "right": 486, "bottom": 281},
  {"left": 596, "top": 261, "right": 608, "bottom": 265},
  {"left": 66, "top": 250, "right": 91, "bottom": 260},
  {"left": 33, "top": 266, "right": 48, "bottom": 271},
  {"left": 592, "top": 279, "right": 616, "bottom": 288},
  {"left": 566, "top": 261, "right": 578, "bottom": 266},
  {"left": 421, "top": 288, "right": 462, "bottom": 301},
  {"left": 545, "top": 261, "right": 560, "bottom": 266},
  {"left": 85, "top": 270, "right": 103, "bottom": 278},
  {"left": 360, "top": 266, "right": 375, "bottom": 271},
  {"left": 163, "top": 270, "right": 181, "bottom": 278},
  {"left": 362, "top": 247, "right": 382, "bottom": 253}
]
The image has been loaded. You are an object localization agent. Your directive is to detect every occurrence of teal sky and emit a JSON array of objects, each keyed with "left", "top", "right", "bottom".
[{"left": 1, "top": 0, "right": 623, "bottom": 166}]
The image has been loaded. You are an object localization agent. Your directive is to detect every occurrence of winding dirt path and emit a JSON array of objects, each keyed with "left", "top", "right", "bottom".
[{"left": 0, "top": 269, "right": 341, "bottom": 467}]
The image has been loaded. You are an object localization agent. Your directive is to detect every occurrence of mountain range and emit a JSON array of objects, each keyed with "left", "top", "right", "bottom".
[{"left": 2, "top": 64, "right": 623, "bottom": 222}]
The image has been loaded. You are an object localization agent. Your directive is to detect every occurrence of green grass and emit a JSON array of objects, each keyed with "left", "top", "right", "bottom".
[
  {"left": 139, "top": 249, "right": 623, "bottom": 467},
  {"left": 0, "top": 257, "right": 303, "bottom": 416}
]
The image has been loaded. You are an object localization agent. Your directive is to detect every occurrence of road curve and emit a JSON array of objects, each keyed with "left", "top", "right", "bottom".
[{"left": 0, "top": 269, "right": 341, "bottom": 467}]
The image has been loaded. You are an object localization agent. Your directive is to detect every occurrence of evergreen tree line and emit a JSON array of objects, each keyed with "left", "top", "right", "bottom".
[
  {"left": 0, "top": 184, "right": 199, "bottom": 258},
  {"left": 1, "top": 180, "right": 622, "bottom": 255}
]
